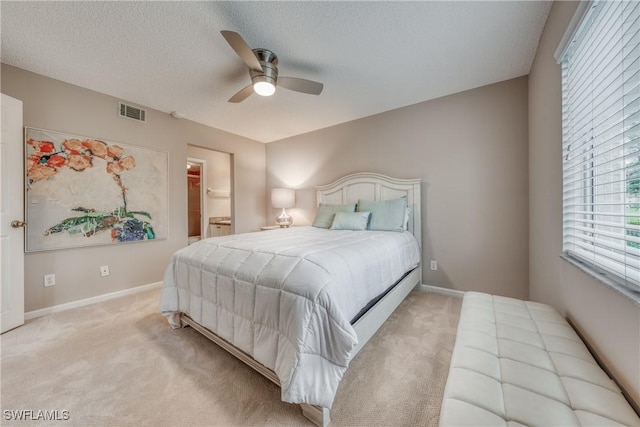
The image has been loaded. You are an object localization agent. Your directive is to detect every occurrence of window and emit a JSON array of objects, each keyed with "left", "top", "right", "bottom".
[{"left": 561, "top": 1, "right": 640, "bottom": 295}]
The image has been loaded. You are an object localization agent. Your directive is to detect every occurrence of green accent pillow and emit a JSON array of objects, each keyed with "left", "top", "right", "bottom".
[
  {"left": 330, "top": 211, "right": 371, "bottom": 231},
  {"left": 312, "top": 203, "right": 356, "bottom": 228},
  {"left": 356, "top": 197, "right": 407, "bottom": 231}
]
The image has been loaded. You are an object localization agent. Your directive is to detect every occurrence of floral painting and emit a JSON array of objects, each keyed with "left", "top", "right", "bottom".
[{"left": 25, "top": 127, "right": 168, "bottom": 252}]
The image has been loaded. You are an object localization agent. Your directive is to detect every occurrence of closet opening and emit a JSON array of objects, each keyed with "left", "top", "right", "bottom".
[
  {"left": 187, "top": 158, "right": 206, "bottom": 245},
  {"left": 187, "top": 146, "right": 233, "bottom": 243}
]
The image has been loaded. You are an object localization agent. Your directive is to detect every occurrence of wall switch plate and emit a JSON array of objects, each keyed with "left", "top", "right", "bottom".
[
  {"left": 44, "top": 273, "right": 55, "bottom": 287},
  {"left": 99, "top": 265, "right": 110, "bottom": 277},
  {"left": 430, "top": 260, "right": 438, "bottom": 271}
]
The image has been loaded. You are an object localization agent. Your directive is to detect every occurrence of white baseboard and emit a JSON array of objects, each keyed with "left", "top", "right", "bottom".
[
  {"left": 24, "top": 282, "right": 459, "bottom": 321},
  {"left": 420, "top": 284, "right": 465, "bottom": 298},
  {"left": 25, "top": 281, "right": 163, "bottom": 321}
]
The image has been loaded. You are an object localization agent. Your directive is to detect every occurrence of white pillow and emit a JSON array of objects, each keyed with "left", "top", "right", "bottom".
[
  {"left": 312, "top": 203, "right": 356, "bottom": 228},
  {"left": 330, "top": 211, "right": 371, "bottom": 231},
  {"left": 404, "top": 207, "right": 411, "bottom": 230}
]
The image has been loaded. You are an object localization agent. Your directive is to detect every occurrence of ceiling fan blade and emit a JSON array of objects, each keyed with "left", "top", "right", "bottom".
[
  {"left": 220, "top": 30, "right": 263, "bottom": 72},
  {"left": 228, "top": 85, "right": 254, "bottom": 103},
  {"left": 278, "top": 77, "right": 324, "bottom": 95}
]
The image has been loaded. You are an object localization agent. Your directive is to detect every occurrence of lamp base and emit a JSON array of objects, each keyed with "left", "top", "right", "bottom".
[{"left": 275, "top": 208, "right": 293, "bottom": 228}]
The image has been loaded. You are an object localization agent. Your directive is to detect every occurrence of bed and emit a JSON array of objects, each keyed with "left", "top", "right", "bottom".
[{"left": 161, "top": 172, "right": 422, "bottom": 426}]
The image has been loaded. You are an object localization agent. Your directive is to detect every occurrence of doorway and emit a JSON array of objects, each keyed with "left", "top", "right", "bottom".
[
  {"left": 187, "top": 157, "right": 206, "bottom": 245},
  {"left": 186, "top": 145, "right": 233, "bottom": 242}
]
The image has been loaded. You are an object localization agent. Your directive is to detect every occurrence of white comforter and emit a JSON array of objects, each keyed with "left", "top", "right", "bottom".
[{"left": 161, "top": 226, "right": 420, "bottom": 408}]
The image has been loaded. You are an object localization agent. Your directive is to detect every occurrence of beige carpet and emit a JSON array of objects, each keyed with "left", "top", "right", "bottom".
[{"left": 1, "top": 288, "right": 461, "bottom": 427}]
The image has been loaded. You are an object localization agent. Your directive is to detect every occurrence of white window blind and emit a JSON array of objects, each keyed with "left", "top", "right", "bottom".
[{"left": 562, "top": 1, "right": 640, "bottom": 294}]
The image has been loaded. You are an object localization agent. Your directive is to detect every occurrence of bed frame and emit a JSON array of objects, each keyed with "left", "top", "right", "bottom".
[{"left": 180, "top": 172, "right": 422, "bottom": 426}]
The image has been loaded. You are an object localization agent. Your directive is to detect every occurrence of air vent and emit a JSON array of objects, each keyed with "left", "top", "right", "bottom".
[{"left": 119, "top": 102, "right": 146, "bottom": 122}]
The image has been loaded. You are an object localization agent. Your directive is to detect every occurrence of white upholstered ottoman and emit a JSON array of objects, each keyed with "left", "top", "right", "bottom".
[{"left": 440, "top": 292, "right": 640, "bottom": 426}]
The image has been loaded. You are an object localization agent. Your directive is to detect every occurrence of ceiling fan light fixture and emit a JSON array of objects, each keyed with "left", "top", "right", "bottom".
[
  {"left": 253, "top": 77, "right": 276, "bottom": 97},
  {"left": 222, "top": 31, "right": 323, "bottom": 103}
]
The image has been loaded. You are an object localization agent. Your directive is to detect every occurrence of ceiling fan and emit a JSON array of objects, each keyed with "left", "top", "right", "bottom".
[{"left": 221, "top": 30, "right": 324, "bottom": 103}]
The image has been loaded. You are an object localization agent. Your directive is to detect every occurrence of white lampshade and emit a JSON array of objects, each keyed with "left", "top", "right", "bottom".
[{"left": 271, "top": 188, "right": 295, "bottom": 208}]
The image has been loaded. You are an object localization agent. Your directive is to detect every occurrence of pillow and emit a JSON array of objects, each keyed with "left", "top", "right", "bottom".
[
  {"left": 312, "top": 203, "right": 356, "bottom": 228},
  {"left": 356, "top": 197, "right": 408, "bottom": 232},
  {"left": 330, "top": 211, "right": 371, "bottom": 231},
  {"left": 404, "top": 206, "right": 411, "bottom": 230}
]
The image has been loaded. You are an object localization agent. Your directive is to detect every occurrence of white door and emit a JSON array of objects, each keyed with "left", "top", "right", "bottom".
[{"left": 1, "top": 94, "right": 25, "bottom": 333}]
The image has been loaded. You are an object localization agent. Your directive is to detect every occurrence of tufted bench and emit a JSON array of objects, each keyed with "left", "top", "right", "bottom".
[{"left": 440, "top": 292, "right": 640, "bottom": 426}]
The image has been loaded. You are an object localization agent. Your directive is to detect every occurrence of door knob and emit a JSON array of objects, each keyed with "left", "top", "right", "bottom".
[{"left": 10, "top": 220, "right": 26, "bottom": 228}]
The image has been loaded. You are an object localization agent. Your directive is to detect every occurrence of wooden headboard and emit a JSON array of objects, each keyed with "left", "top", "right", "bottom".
[{"left": 315, "top": 172, "right": 422, "bottom": 248}]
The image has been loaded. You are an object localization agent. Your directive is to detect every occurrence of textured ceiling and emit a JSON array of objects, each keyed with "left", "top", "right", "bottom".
[{"left": 1, "top": 1, "right": 551, "bottom": 143}]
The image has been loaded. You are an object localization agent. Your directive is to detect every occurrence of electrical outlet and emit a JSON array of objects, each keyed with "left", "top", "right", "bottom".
[
  {"left": 99, "top": 265, "right": 110, "bottom": 277},
  {"left": 43, "top": 273, "right": 56, "bottom": 287},
  {"left": 430, "top": 260, "right": 438, "bottom": 271}
]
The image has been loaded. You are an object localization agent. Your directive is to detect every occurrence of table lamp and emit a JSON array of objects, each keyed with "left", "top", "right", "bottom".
[{"left": 271, "top": 188, "right": 295, "bottom": 227}]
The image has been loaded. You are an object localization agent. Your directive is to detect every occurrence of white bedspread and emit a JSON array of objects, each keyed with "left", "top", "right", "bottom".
[{"left": 161, "top": 226, "right": 420, "bottom": 408}]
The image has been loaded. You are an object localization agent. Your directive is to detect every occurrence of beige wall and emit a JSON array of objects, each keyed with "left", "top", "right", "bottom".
[
  {"left": 1, "top": 64, "right": 266, "bottom": 312},
  {"left": 266, "top": 77, "right": 530, "bottom": 299},
  {"left": 529, "top": 1, "right": 640, "bottom": 405}
]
